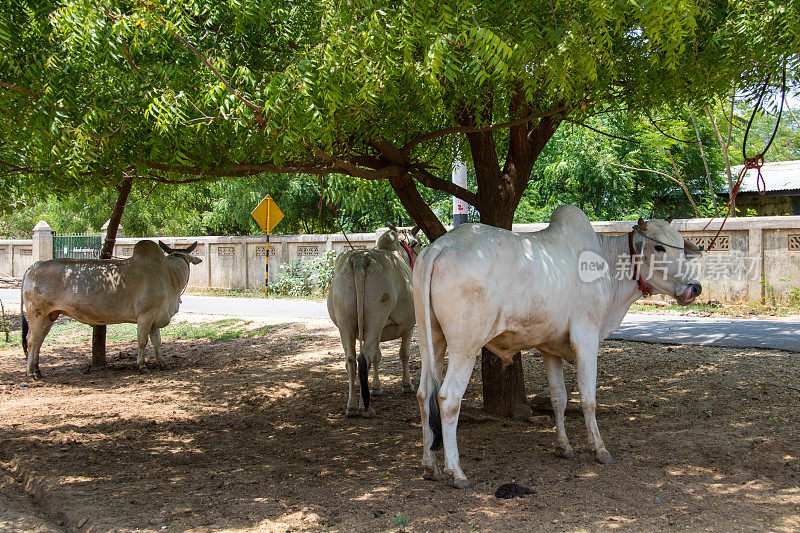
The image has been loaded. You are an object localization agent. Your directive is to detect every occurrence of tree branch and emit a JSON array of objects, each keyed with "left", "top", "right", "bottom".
[
  {"left": 121, "top": 36, "right": 141, "bottom": 75},
  {"left": 144, "top": 161, "right": 332, "bottom": 177},
  {"left": 644, "top": 110, "right": 697, "bottom": 144},
  {"left": 312, "top": 147, "right": 405, "bottom": 180},
  {"left": 171, "top": 32, "right": 263, "bottom": 121},
  {"left": 690, "top": 111, "right": 715, "bottom": 209},
  {"left": 402, "top": 103, "right": 571, "bottom": 155},
  {"left": 0, "top": 82, "right": 39, "bottom": 97},
  {"left": 564, "top": 118, "right": 641, "bottom": 144},
  {"left": 605, "top": 159, "right": 701, "bottom": 216},
  {"left": 411, "top": 167, "right": 477, "bottom": 206}
]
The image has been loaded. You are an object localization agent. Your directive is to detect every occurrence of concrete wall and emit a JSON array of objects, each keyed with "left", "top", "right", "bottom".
[
  {"left": 107, "top": 233, "right": 377, "bottom": 289},
  {"left": 0, "top": 241, "right": 35, "bottom": 278},
  {"left": 3, "top": 216, "right": 800, "bottom": 304}
]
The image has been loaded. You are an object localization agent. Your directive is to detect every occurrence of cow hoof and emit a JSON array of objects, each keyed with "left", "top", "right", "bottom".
[
  {"left": 556, "top": 446, "right": 575, "bottom": 460},
  {"left": 402, "top": 384, "right": 415, "bottom": 393},
  {"left": 370, "top": 388, "right": 384, "bottom": 397},
  {"left": 26, "top": 374, "right": 39, "bottom": 382},
  {"left": 596, "top": 452, "right": 616, "bottom": 465},
  {"left": 422, "top": 467, "right": 444, "bottom": 482},
  {"left": 157, "top": 362, "right": 169, "bottom": 370},
  {"left": 452, "top": 478, "right": 472, "bottom": 490},
  {"left": 138, "top": 366, "right": 150, "bottom": 374},
  {"left": 362, "top": 408, "right": 376, "bottom": 418},
  {"left": 34, "top": 366, "right": 43, "bottom": 378},
  {"left": 345, "top": 408, "right": 360, "bottom": 418}
]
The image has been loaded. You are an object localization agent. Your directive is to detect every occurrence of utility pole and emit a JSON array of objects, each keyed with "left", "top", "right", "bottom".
[{"left": 452, "top": 158, "right": 469, "bottom": 226}]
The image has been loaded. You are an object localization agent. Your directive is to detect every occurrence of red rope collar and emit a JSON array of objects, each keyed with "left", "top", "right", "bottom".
[
  {"left": 399, "top": 240, "right": 414, "bottom": 269},
  {"left": 629, "top": 230, "right": 652, "bottom": 297}
]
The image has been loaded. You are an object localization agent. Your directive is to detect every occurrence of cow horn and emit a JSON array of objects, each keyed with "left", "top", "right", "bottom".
[
  {"left": 158, "top": 240, "right": 171, "bottom": 253},
  {"left": 665, "top": 216, "right": 674, "bottom": 224},
  {"left": 410, "top": 225, "right": 420, "bottom": 235},
  {"left": 185, "top": 241, "right": 198, "bottom": 253},
  {"left": 637, "top": 218, "right": 648, "bottom": 232},
  {"left": 386, "top": 223, "right": 398, "bottom": 232}
]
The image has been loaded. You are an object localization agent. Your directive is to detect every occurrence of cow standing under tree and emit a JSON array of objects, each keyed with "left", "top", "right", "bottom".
[
  {"left": 414, "top": 205, "right": 702, "bottom": 489},
  {"left": 21, "top": 240, "right": 201, "bottom": 378},
  {"left": 327, "top": 224, "right": 422, "bottom": 417}
]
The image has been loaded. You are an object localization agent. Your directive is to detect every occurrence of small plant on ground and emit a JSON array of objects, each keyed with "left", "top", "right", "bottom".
[
  {"left": 391, "top": 513, "right": 409, "bottom": 531},
  {"left": 788, "top": 286, "right": 800, "bottom": 308}
]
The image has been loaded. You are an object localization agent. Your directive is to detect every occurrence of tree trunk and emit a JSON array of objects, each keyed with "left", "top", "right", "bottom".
[
  {"left": 391, "top": 97, "right": 563, "bottom": 417},
  {"left": 476, "top": 193, "right": 527, "bottom": 414},
  {"left": 472, "top": 105, "right": 561, "bottom": 416},
  {"left": 389, "top": 173, "right": 446, "bottom": 241},
  {"left": 91, "top": 176, "right": 133, "bottom": 368},
  {"left": 481, "top": 350, "right": 526, "bottom": 416}
]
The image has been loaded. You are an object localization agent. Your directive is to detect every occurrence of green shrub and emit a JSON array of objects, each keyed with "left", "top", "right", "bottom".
[{"left": 273, "top": 250, "right": 336, "bottom": 297}]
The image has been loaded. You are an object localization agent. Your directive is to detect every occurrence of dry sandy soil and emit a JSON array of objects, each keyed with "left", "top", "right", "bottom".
[{"left": 1, "top": 314, "right": 799, "bottom": 532}]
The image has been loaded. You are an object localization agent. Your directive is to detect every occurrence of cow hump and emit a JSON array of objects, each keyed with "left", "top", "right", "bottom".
[
  {"left": 131, "top": 240, "right": 165, "bottom": 260},
  {"left": 548, "top": 205, "right": 593, "bottom": 233}
]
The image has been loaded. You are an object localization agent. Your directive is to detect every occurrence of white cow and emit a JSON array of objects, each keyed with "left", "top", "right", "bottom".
[
  {"left": 413, "top": 205, "right": 701, "bottom": 488},
  {"left": 327, "top": 225, "right": 422, "bottom": 417},
  {"left": 21, "top": 240, "right": 202, "bottom": 378}
]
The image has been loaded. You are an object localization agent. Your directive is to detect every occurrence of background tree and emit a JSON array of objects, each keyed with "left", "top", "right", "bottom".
[{"left": 2, "top": 0, "right": 797, "bottom": 414}]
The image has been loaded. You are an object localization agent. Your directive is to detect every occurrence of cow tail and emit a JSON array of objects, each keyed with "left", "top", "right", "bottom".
[
  {"left": 419, "top": 244, "right": 445, "bottom": 451},
  {"left": 20, "top": 269, "right": 28, "bottom": 356},
  {"left": 352, "top": 254, "right": 370, "bottom": 411}
]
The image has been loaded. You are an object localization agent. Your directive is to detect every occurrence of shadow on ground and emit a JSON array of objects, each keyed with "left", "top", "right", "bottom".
[{"left": 0, "top": 318, "right": 798, "bottom": 531}]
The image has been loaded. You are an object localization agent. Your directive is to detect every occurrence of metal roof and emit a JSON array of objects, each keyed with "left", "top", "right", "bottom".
[{"left": 729, "top": 160, "right": 800, "bottom": 194}]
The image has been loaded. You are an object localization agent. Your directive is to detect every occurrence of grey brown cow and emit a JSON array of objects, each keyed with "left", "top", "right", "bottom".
[
  {"left": 21, "top": 240, "right": 201, "bottom": 378},
  {"left": 327, "top": 224, "right": 422, "bottom": 417}
]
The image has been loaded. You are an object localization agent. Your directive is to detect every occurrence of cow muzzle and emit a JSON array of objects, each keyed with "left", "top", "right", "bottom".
[{"left": 676, "top": 282, "right": 701, "bottom": 306}]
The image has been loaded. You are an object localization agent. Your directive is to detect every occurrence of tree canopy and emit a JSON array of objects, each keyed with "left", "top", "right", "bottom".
[{"left": 2, "top": 0, "right": 797, "bottom": 239}]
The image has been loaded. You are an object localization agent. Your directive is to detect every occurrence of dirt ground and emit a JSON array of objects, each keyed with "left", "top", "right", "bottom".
[{"left": 1, "top": 314, "right": 799, "bottom": 532}]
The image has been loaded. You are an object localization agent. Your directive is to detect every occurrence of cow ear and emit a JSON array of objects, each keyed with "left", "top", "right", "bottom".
[
  {"left": 410, "top": 225, "right": 420, "bottom": 235},
  {"left": 637, "top": 218, "right": 648, "bottom": 232},
  {"left": 186, "top": 241, "right": 198, "bottom": 253},
  {"left": 665, "top": 216, "right": 674, "bottom": 224},
  {"left": 683, "top": 239, "right": 702, "bottom": 259},
  {"left": 386, "top": 223, "right": 398, "bottom": 232},
  {"left": 158, "top": 240, "right": 171, "bottom": 253}
]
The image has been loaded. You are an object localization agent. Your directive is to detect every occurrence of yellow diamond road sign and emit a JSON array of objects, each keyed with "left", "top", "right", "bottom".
[{"left": 251, "top": 194, "right": 284, "bottom": 233}]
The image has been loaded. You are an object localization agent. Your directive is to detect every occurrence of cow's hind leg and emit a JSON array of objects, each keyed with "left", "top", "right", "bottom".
[
  {"left": 359, "top": 332, "right": 380, "bottom": 417},
  {"left": 399, "top": 332, "right": 414, "bottom": 393},
  {"left": 136, "top": 320, "right": 153, "bottom": 373},
  {"left": 417, "top": 325, "right": 447, "bottom": 482},
  {"left": 542, "top": 352, "right": 574, "bottom": 459},
  {"left": 25, "top": 316, "right": 54, "bottom": 379},
  {"left": 340, "top": 329, "right": 360, "bottom": 417},
  {"left": 150, "top": 326, "right": 168, "bottom": 370},
  {"left": 438, "top": 346, "right": 479, "bottom": 489},
  {"left": 571, "top": 326, "right": 614, "bottom": 464},
  {"left": 370, "top": 346, "right": 383, "bottom": 396}
]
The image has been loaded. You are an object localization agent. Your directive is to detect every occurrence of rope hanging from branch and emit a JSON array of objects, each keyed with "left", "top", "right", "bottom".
[{"left": 703, "top": 66, "right": 786, "bottom": 251}]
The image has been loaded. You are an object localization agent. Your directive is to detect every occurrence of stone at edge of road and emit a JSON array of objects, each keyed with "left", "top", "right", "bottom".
[
  {"left": 512, "top": 404, "right": 533, "bottom": 421},
  {"left": 528, "top": 415, "right": 552, "bottom": 427},
  {"left": 653, "top": 497, "right": 662, "bottom": 505}
]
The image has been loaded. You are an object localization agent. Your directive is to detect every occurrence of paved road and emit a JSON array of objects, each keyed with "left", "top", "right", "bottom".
[
  {"left": 0, "top": 289, "right": 329, "bottom": 321},
  {"left": 608, "top": 314, "right": 800, "bottom": 352},
  {"left": 2, "top": 288, "right": 798, "bottom": 352}
]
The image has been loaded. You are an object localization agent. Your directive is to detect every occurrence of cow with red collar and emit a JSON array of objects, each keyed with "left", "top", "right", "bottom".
[
  {"left": 327, "top": 224, "right": 422, "bottom": 417},
  {"left": 414, "top": 205, "right": 702, "bottom": 488}
]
